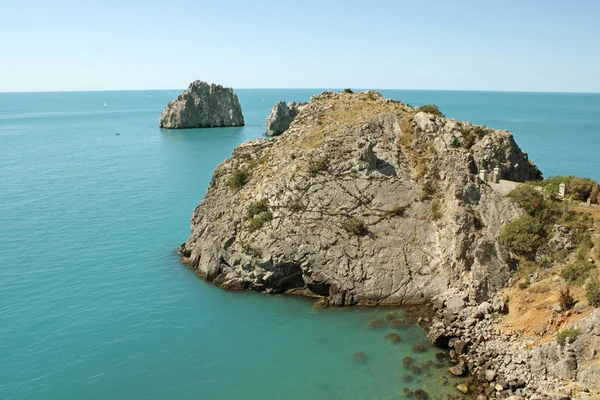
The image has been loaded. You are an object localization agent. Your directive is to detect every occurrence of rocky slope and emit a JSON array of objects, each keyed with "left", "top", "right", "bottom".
[
  {"left": 179, "top": 90, "right": 542, "bottom": 306},
  {"left": 159, "top": 80, "right": 244, "bottom": 129}
]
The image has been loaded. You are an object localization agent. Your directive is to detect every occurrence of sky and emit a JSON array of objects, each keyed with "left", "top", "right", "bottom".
[{"left": 1, "top": 0, "right": 599, "bottom": 92}]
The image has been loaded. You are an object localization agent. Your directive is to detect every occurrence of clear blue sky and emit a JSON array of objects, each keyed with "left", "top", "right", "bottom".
[{"left": 2, "top": 0, "right": 599, "bottom": 92}]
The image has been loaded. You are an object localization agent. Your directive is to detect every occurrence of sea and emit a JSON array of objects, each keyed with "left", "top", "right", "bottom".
[{"left": 1, "top": 89, "right": 599, "bottom": 400}]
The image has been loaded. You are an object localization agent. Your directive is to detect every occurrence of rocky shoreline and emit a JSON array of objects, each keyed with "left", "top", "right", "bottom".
[{"left": 427, "top": 292, "right": 600, "bottom": 399}]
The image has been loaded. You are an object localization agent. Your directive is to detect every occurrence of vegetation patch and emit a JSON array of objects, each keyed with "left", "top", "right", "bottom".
[
  {"left": 247, "top": 211, "right": 273, "bottom": 233},
  {"left": 586, "top": 277, "right": 600, "bottom": 307},
  {"left": 240, "top": 240, "right": 262, "bottom": 258},
  {"left": 431, "top": 200, "right": 442, "bottom": 220},
  {"left": 388, "top": 204, "right": 408, "bottom": 217},
  {"left": 556, "top": 328, "right": 580, "bottom": 346},
  {"left": 343, "top": 217, "right": 367, "bottom": 236},
  {"left": 561, "top": 261, "right": 594, "bottom": 285},
  {"left": 559, "top": 287, "right": 576, "bottom": 310},
  {"left": 506, "top": 184, "right": 545, "bottom": 215},
  {"left": 227, "top": 168, "right": 251, "bottom": 190},
  {"left": 538, "top": 175, "right": 599, "bottom": 203},
  {"left": 342, "top": 88, "right": 353, "bottom": 93},
  {"left": 287, "top": 197, "right": 305, "bottom": 213},
  {"left": 419, "top": 182, "right": 436, "bottom": 201},
  {"left": 500, "top": 214, "right": 547, "bottom": 259},
  {"left": 518, "top": 277, "right": 531, "bottom": 290},
  {"left": 418, "top": 104, "right": 444, "bottom": 117},
  {"left": 247, "top": 199, "right": 269, "bottom": 218},
  {"left": 308, "top": 157, "right": 329, "bottom": 176}
]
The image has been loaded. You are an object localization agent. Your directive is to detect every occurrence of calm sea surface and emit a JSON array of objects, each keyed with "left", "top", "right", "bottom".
[{"left": 1, "top": 89, "right": 599, "bottom": 400}]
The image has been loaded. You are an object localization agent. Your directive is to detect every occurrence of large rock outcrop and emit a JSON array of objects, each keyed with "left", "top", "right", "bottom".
[
  {"left": 159, "top": 80, "right": 244, "bottom": 129},
  {"left": 179, "top": 90, "right": 542, "bottom": 306},
  {"left": 265, "top": 101, "right": 307, "bottom": 136}
]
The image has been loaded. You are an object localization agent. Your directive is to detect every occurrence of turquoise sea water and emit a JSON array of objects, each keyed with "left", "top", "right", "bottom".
[{"left": 1, "top": 89, "right": 599, "bottom": 400}]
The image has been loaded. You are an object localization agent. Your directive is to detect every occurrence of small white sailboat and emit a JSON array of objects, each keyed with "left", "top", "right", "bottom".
[{"left": 104, "top": 102, "right": 107, "bottom": 108}]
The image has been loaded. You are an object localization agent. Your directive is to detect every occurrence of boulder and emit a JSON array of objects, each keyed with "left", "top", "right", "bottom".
[{"left": 159, "top": 80, "right": 244, "bottom": 128}]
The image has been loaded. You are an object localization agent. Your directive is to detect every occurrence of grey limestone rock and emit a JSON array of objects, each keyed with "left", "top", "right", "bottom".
[
  {"left": 265, "top": 101, "right": 307, "bottom": 136},
  {"left": 159, "top": 80, "right": 244, "bottom": 129}
]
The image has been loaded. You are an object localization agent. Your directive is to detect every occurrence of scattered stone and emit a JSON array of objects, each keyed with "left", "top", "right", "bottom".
[
  {"left": 411, "top": 364, "right": 422, "bottom": 374},
  {"left": 368, "top": 319, "right": 385, "bottom": 329},
  {"left": 390, "top": 319, "right": 410, "bottom": 329},
  {"left": 402, "top": 356, "right": 413, "bottom": 368},
  {"left": 414, "top": 389, "right": 429, "bottom": 399},
  {"left": 403, "top": 387, "right": 413, "bottom": 397},
  {"left": 412, "top": 344, "right": 427, "bottom": 353},
  {"left": 446, "top": 296, "right": 466, "bottom": 314},
  {"left": 484, "top": 369, "right": 496, "bottom": 382},
  {"left": 384, "top": 332, "right": 402, "bottom": 343},
  {"left": 449, "top": 361, "right": 466, "bottom": 376},
  {"left": 456, "top": 383, "right": 469, "bottom": 394},
  {"left": 401, "top": 374, "right": 413, "bottom": 382}
]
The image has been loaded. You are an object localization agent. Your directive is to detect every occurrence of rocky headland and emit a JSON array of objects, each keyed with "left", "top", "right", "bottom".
[
  {"left": 159, "top": 80, "right": 244, "bottom": 129},
  {"left": 179, "top": 90, "right": 600, "bottom": 398}
]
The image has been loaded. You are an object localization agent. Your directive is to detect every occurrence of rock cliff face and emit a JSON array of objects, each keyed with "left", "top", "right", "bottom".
[
  {"left": 159, "top": 80, "right": 244, "bottom": 129},
  {"left": 180, "top": 90, "right": 542, "bottom": 306},
  {"left": 265, "top": 101, "right": 307, "bottom": 136}
]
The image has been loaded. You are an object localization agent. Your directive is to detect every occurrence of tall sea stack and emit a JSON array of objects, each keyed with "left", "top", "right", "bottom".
[{"left": 159, "top": 80, "right": 244, "bottom": 129}]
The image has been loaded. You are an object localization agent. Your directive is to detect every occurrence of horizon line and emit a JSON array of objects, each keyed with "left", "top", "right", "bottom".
[{"left": 1, "top": 87, "right": 599, "bottom": 95}]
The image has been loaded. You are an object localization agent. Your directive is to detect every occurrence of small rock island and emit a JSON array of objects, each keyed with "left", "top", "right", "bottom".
[{"left": 159, "top": 80, "right": 244, "bottom": 129}]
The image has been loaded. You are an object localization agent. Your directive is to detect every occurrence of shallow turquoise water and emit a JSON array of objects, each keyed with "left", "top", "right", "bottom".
[{"left": 1, "top": 89, "right": 599, "bottom": 400}]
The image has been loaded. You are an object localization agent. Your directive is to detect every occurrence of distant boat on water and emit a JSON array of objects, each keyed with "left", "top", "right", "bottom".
[{"left": 104, "top": 102, "right": 107, "bottom": 108}]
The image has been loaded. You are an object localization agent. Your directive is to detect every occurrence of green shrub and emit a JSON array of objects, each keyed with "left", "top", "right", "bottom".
[
  {"left": 247, "top": 211, "right": 273, "bottom": 232},
  {"left": 240, "top": 240, "right": 262, "bottom": 258},
  {"left": 343, "top": 217, "right": 367, "bottom": 235},
  {"left": 561, "top": 261, "right": 594, "bottom": 285},
  {"left": 539, "top": 176, "right": 573, "bottom": 200},
  {"left": 559, "top": 287, "right": 576, "bottom": 310},
  {"left": 247, "top": 199, "right": 269, "bottom": 218},
  {"left": 343, "top": 88, "right": 353, "bottom": 93},
  {"left": 463, "top": 131, "right": 475, "bottom": 149},
  {"left": 507, "top": 184, "right": 545, "bottom": 215},
  {"left": 431, "top": 201, "right": 442, "bottom": 220},
  {"left": 570, "top": 177, "right": 597, "bottom": 201},
  {"left": 388, "top": 204, "right": 408, "bottom": 217},
  {"left": 419, "top": 182, "right": 436, "bottom": 200},
  {"left": 227, "top": 168, "right": 251, "bottom": 190},
  {"left": 418, "top": 104, "right": 444, "bottom": 117},
  {"left": 586, "top": 277, "right": 600, "bottom": 307},
  {"left": 450, "top": 136, "right": 461, "bottom": 148},
  {"left": 518, "top": 277, "right": 531, "bottom": 290},
  {"left": 308, "top": 157, "right": 329, "bottom": 176},
  {"left": 556, "top": 328, "right": 580, "bottom": 346},
  {"left": 500, "top": 214, "right": 547, "bottom": 259}
]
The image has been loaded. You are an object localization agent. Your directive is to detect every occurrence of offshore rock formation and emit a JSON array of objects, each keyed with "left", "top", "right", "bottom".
[
  {"left": 265, "top": 101, "right": 307, "bottom": 136},
  {"left": 159, "top": 80, "right": 244, "bottom": 129},
  {"left": 179, "top": 90, "right": 542, "bottom": 306}
]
